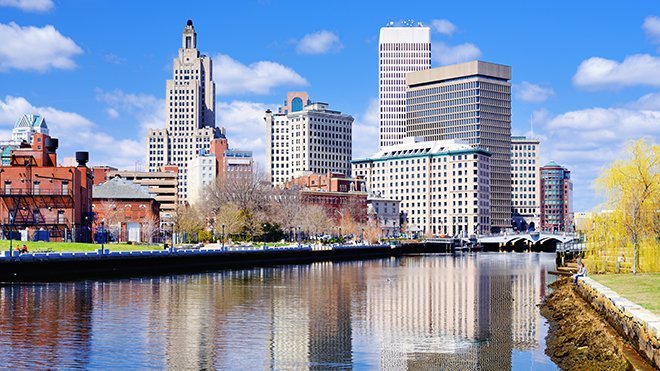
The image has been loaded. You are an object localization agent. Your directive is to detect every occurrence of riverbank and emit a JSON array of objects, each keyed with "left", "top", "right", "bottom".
[
  {"left": 540, "top": 277, "right": 655, "bottom": 370},
  {"left": 592, "top": 273, "right": 660, "bottom": 315}
]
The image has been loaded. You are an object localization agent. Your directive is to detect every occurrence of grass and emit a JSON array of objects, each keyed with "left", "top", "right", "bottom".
[
  {"left": 0, "top": 240, "right": 162, "bottom": 253},
  {"left": 591, "top": 273, "right": 660, "bottom": 315}
]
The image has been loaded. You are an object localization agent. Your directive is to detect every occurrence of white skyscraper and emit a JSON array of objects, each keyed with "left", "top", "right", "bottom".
[
  {"left": 146, "top": 20, "right": 220, "bottom": 203},
  {"left": 265, "top": 92, "right": 353, "bottom": 186},
  {"left": 378, "top": 23, "right": 431, "bottom": 149},
  {"left": 511, "top": 136, "right": 540, "bottom": 231}
]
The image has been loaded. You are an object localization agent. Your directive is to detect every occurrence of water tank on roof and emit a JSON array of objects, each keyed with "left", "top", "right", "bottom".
[
  {"left": 45, "top": 137, "right": 58, "bottom": 152},
  {"left": 75, "top": 151, "right": 89, "bottom": 166}
]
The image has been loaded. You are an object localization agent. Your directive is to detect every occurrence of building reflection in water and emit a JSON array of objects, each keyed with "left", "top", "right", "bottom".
[{"left": 0, "top": 253, "right": 554, "bottom": 370}]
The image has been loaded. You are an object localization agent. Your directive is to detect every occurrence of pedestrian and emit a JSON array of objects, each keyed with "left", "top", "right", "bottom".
[{"left": 573, "top": 261, "right": 587, "bottom": 285}]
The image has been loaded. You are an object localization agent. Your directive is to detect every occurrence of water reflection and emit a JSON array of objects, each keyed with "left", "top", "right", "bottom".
[{"left": 0, "top": 253, "right": 556, "bottom": 370}]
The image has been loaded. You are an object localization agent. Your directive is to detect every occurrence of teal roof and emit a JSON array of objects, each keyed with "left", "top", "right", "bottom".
[{"left": 14, "top": 114, "right": 47, "bottom": 131}]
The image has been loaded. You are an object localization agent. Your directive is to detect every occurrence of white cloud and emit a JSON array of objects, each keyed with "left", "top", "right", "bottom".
[
  {"left": 432, "top": 42, "right": 482, "bottom": 65},
  {"left": 0, "top": 96, "right": 144, "bottom": 169},
  {"left": 627, "top": 92, "right": 660, "bottom": 110},
  {"left": 573, "top": 54, "right": 660, "bottom": 89},
  {"left": 0, "top": 22, "right": 83, "bottom": 72},
  {"left": 352, "top": 98, "right": 379, "bottom": 160},
  {"left": 214, "top": 54, "right": 308, "bottom": 95},
  {"left": 535, "top": 105, "right": 660, "bottom": 211},
  {"left": 216, "top": 101, "right": 275, "bottom": 167},
  {"left": 430, "top": 19, "right": 456, "bottom": 36},
  {"left": 296, "top": 30, "right": 343, "bottom": 55},
  {"left": 643, "top": 15, "right": 660, "bottom": 44},
  {"left": 0, "top": 0, "right": 53, "bottom": 12},
  {"left": 96, "top": 89, "right": 165, "bottom": 134},
  {"left": 513, "top": 81, "right": 554, "bottom": 103}
]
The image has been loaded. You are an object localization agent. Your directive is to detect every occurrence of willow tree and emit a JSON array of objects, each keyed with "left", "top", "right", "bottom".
[{"left": 587, "top": 139, "right": 659, "bottom": 274}]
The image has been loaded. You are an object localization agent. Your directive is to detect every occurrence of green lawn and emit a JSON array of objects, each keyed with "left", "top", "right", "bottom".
[
  {"left": 591, "top": 273, "right": 660, "bottom": 315},
  {"left": 0, "top": 240, "right": 162, "bottom": 253}
]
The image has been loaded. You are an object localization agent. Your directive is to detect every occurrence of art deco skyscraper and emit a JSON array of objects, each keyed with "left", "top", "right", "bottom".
[
  {"left": 146, "top": 20, "right": 221, "bottom": 203},
  {"left": 378, "top": 23, "right": 431, "bottom": 149}
]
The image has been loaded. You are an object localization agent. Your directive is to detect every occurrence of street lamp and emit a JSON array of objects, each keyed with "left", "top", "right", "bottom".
[
  {"left": 338, "top": 226, "right": 342, "bottom": 244},
  {"left": 8, "top": 210, "right": 14, "bottom": 257},
  {"left": 297, "top": 225, "right": 301, "bottom": 248},
  {"left": 221, "top": 224, "right": 225, "bottom": 249},
  {"left": 361, "top": 227, "right": 365, "bottom": 245},
  {"left": 263, "top": 224, "right": 268, "bottom": 249}
]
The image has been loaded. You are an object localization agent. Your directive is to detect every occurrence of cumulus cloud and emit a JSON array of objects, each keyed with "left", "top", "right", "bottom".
[
  {"left": 96, "top": 89, "right": 165, "bottom": 134},
  {"left": 216, "top": 100, "right": 275, "bottom": 167},
  {"left": 573, "top": 54, "right": 660, "bottom": 89},
  {"left": 643, "top": 15, "right": 660, "bottom": 44},
  {"left": 535, "top": 105, "right": 660, "bottom": 211},
  {"left": 513, "top": 81, "right": 554, "bottom": 103},
  {"left": 352, "top": 98, "right": 379, "bottom": 160},
  {"left": 214, "top": 54, "right": 308, "bottom": 95},
  {"left": 0, "top": 96, "right": 144, "bottom": 169},
  {"left": 0, "top": 0, "right": 53, "bottom": 12},
  {"left": 627, "top": 92, "right": 660, "bottom": 110},
  {"left": 432, "top": 42, "right": 482, "bottom": 65},
  {"left": 0, "top": 22, "right": 83, "bottom": 72},
  {"left": 430, "top": 19, "right": 456, "bottom": 36},
  {"left": 296, "top": 30, "right": 343, "bottom": 55}
]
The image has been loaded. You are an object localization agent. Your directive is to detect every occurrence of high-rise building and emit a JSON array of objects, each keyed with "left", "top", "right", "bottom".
[
  {"left": 406, "top": 60, "right": 512, "bottom": 232},
  {"left": 265, "top": 93, "right": 353, "bottom": 186},
  {"left": 146, "top": 20, "right": 221, "bottom": 204},
  {"left": 12, "top": 114, "right": 49, "bottom": 144},
  {"left": 378, "top": 23, "right": 431, "bottom": 149},
  {"left": 511, "top": 136, "right": 540, "bottom": 231},
  {"left": 540, "top": 161, "right": 573, "bottom": 232},
  {"left": 353, "top": 137, "right": 492, "bottom": 236}
]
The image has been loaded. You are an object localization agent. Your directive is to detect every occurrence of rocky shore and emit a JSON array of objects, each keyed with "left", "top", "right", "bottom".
[{"left": 540, "top": 277, "right": 655, "bottom": 370}]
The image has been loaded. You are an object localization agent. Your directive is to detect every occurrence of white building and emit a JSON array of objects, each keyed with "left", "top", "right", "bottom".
[
  {"left": 367, "top": 193, "right": 401, "bottom": 237},
  {"left": 511, "top": 136, "right": 540, "bottom": 231},
  {"left": 11, "top": 114, "right": 49, "bottom": 144},
  {"left": 406, "top": 60, "right": 512, "bottom": 232},
  {"left": 265, "top": 93, "right": 353, "bottom": 186},
  {"left": 353, "top": 137, "right": 492, "bottom": 237},
  {"left": 146, "top": 20, "right": 221, "bottom": 204},
  {"left": 187, "top": 150, "right": 216, "bottom": 206},
  {"left": 378, "top": 23, "right": 431, "bottom": 149}
]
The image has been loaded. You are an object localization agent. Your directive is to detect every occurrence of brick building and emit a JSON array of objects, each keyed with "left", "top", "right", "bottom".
[
  {"left": 0, "top": 133, "right": 93, "bottom": 242},
  {"left": 92, "top": 177, "right": 160, "bottom": 243},
  {"left": 284, "top": 172, "right": 368, "bottom": 223}
]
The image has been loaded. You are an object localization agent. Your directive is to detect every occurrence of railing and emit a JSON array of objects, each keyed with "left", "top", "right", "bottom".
[
  {"left": 3, "top": 217, "right": 70, "bottom": 225},
  {"left": 0, "top": 188, "right": 72, "bottom": 197}
]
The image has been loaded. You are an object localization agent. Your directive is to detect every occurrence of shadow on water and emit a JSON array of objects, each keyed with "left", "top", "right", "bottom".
[{"left": 0, "top": 253, "right": 558, "bottom": 370}]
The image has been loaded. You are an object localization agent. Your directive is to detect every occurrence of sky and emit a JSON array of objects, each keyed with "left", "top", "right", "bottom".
[{"left": 0, "top": 0, "right": 658, "bottom": 212}]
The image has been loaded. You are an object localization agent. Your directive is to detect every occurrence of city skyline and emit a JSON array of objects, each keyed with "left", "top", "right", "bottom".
[{"left": 0, "top": 0, "right": 658, "bottom": 211}]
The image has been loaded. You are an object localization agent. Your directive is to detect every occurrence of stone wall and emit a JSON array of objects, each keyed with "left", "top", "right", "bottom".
[{"left": 575, "top": 277, "right": 660, "bottom": 368}]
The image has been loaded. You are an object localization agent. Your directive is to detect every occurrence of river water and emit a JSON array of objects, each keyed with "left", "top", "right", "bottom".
[{"left": 0, "top": 253, "right": 558, "bottom": 370}]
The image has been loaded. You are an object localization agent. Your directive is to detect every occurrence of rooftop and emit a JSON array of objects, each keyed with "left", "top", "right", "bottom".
[
  {"left": 93, "top": 177, "right": 156, "bottom": 200},
  {"left": 407, "top": 60, "right": 512, "bottom": 87}
]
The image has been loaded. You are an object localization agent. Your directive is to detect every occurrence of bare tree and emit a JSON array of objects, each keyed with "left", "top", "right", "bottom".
[
  {"left": 173, "top": 204, "right": 205, "bottom": 242},
  {"left": 141, "top": 215, "right": 159, "bottom": 243},
  {"left": 300, "top": 204, "right": 331, "bottom": 237},
  {"left": 93, "top": 199, "right": 124, "bottom": 241},
  {"left": 270, "top": 188, "right": 303, "bottom": 230},
  {"left": 213, "top": 202, "right": 244, "bottom": 238}
]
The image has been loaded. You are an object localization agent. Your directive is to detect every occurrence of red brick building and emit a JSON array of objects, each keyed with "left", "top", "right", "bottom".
[
  {"left": 0, "top": 133, "right": 93, "bottom": 241},
  {"left": 284, "top": 172, "right": 368, "bottom": 223},
  {"left": 92, "top": 177, "right": 160, "bottom": 243}
]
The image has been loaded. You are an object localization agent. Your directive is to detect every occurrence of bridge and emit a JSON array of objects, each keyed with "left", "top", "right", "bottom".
[{"left": 477, "top": 232, "right": 580, "bottom": 252}]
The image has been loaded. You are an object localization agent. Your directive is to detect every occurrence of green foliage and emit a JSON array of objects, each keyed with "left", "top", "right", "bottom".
[{"left": 585, "top": 139, "right": 659, "bottom": 273}]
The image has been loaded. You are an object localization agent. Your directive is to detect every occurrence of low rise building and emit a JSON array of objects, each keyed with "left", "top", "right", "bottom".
[
  {"left": 0, "top": 133, "right": 93, "bottom": 242},
  {"left": 284, "top": 172, "right": 368, "bottom": 224},
  {"left": 353, "top": 137, "right": 492, "bottom": 237},
  {"left": 92, "top": 177, "right": 160, "bottom": 243},
  {"left": 367, "top": 193, "right": 401, "bottom": 238}
]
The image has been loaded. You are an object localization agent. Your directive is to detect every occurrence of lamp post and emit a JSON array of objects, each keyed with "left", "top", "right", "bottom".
[
  {"left": 221, "top": 224, "right": 225, "bottom": 249},
  {"left": 338, "top": 226, "right": 342, "bottom": 244},
  {"left": 8, "top": 211, "right": 14, "bottom": 257},
  {"left": 297, "top": 225, "right": 301, "bottom": 248},
  {"left": 100, "top": 219, "right": 106, "bottom": 255},
  {"left": 263, "top": 224, "right": 268, "bottom": 249},
  {"left": 361, "top": 227, "right": 365, "bottom": 245}
]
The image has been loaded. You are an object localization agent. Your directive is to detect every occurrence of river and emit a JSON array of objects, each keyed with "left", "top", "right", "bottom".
[{"left": 0, "top": 252, "right": 558, "bottom": 370}]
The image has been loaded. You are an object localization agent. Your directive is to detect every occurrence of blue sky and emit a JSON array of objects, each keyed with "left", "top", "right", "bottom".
[{"left": 0, "top": 0, "right": 658, "bottom": 211}]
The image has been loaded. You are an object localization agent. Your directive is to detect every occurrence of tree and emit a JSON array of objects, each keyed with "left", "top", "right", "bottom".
[
  {"left": 586, "top": 139, "right": 659, "bottom": 274},
  {"left": 213, "top": 202, "right": 244, "bottom": 241},
  {"left": 173, "top": 204, "right": 205, "bottom": 243},
  {"left": 93, "top": 200, "right": 124, "bottom": 241},
  {"left": 300, "top": 204, "right": 331, "bottom": 237},
  {"left": 141, "top": 215, "right": 159, "bottom": 243}
]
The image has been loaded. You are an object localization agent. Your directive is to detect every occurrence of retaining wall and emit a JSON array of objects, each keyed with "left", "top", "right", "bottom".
[{"left": 575, "top": 276, "right": 660, "bottom": 368}]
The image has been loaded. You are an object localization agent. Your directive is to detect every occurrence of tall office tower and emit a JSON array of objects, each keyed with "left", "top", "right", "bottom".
[
  {"left": 511, "top": 136, "right": 540, "bottom": 231},
  {"left": 265, "top": 92, "right": 353, "bottom": 186},
  {"left": 406, "top": 61, "right": 512, "bottom": 232},
  {"left": 353, "top": 137, "right": 492, "bottom": 236},
  {"left": 378, "top": 23, "right": 431, "bottom": 149},
  {"left": 146, "top": 20, "right": 220, "bottom": 203},
  {"left": 540, "top": 161, "right": 573, "bottom": 232}
]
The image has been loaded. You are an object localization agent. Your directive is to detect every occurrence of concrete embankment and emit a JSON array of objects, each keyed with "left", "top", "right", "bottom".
[
  {"left": 0, "top": 245, "right": 398, "bottom": 282},
  {"left": 541, "top": 277, "right": 657, "bottom": 370}
]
